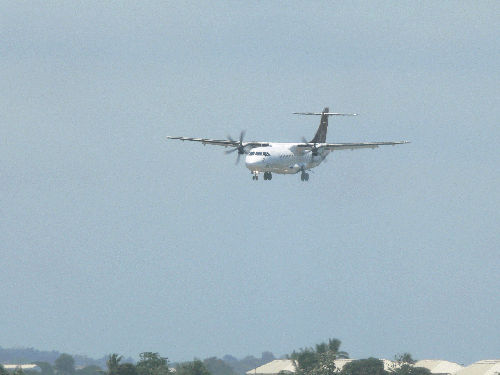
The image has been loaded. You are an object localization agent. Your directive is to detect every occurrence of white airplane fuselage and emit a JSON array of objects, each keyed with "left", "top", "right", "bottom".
[{"left": 245, "top": 143, "right": 329, "bottom": 174}]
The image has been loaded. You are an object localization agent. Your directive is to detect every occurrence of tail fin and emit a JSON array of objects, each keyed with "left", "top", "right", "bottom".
[
  {"left": 293, "top": 107, "right": 357, "bottom": 143},
  {"left": 311, "top": 107, "right": 330, "bottom": 143}
]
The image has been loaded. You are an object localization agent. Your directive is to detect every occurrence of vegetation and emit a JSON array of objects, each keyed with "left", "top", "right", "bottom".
[
  {"left": 35, "top": 362, "right": 55, "bottom": 375},
  {"left": 290, "top": 338, "right": 349, "bottom": 375},
  {"left": 221, "top": 353, "right": 275, "bottom": 375},
  {"left": 107, "top": 354, "right": 123, "bottom": 375},
  {"left": 0, "top": 347, "right": 106, "bottom": 368},
  {"left": 76, "top": 366, "right": 102, "bottom": 375},
  {"left": 116, "top": 364, "right": 138, "bottom": 375},
  {"left": 0, "top": 342, "right": 433, "bottom": 375},
  {"left": 176, "top": 360, "right": 211, "bottom": 375},
  {"left": 340, "top": 358, "right": 386, "bottom": 375},
  {"left": 388, "top": 353, "right": 431, "bottom": 375},
  {"left": 136, "top": 352, "right": 170, "bottom": 375},
  {"left": 54, "top": 355, "right": 75, "bottom": 375},
  {"left": 202, "top": 358, "right": 237, "bottom": 375}
]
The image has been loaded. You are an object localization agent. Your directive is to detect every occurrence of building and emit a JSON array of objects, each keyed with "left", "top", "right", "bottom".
[
  {"left": 332, "top": 359, "right": 354, "bottom": 372},
  {"left": 2, "top": 365, "right": 41, "bottom": 373},
  {"left": 454, "top": 360, "right": 500, "bottom": 375},
  {"left": 245, "top": 358, "right": 393, "bottom": 374},
  {"left": 246, "top": 359, "right": 499, "bottom": 375},
  {"left": 415, "top": 360, "right": 463, "bottom": 375},
  {"left": 245, "top": 359, "right": 296, "bottom": 375}
]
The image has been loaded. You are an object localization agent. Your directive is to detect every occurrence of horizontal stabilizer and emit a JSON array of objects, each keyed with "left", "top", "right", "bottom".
[{"left": 293, "top": 112, "right": 357, "bottom": 116}]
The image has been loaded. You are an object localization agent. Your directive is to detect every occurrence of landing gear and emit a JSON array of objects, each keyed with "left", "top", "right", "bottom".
[
  {"left": 252, "top": 171, "right": 259, "bottom": 181},
  {"left": 263, "top": 172, "right": 272, "bottom": 180},
  {"left": 300, "top": 171, "right": 309, "bottom": 181}
]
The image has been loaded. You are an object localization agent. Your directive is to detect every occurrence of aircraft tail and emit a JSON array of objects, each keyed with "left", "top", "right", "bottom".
[
  {"left": 311, "top": 107, "right": 330, "bottom": 143},
  {"left": 293, "top": 107, "right": 357, "bottom": 143}
]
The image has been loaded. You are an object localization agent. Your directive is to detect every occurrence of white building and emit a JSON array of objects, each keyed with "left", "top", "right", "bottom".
[
  {"left": 245, "top": 358, "right": 395, "bottom": 374},
  {"left": 415, "top": 360, "right": 463, "bottom": 375},
  {"left": 454, "top": 360, "right": 500, "bottom": 375},
  {"left": 332, "top": 359, "right": 354, "bottom": 372},
  {"left": 2, "top": 365, "right": 41, "bottom": 373},
  {"left": 246, "top": 359, "right": 296, "bottom": 375},
  {"left": 246, "top": 359, "right": 500, "bottom": 375}
]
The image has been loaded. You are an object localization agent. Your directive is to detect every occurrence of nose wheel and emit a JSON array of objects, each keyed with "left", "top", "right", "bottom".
[
  {"left": 252, "top": 171, "right": 259, "bottom": 181},
  {"left": 300, "top": 171, "right": 309, "bottom": 181}
]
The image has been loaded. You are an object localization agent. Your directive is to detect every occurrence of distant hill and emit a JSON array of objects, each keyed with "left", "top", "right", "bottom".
[
  {"left": 221, "top": 352, "right": 276, "bottom": 375},
  {"left": 0, "top": 347, "right": 112, "bottom": 368},
  {"left": 0, "top": 346, "right": 274, "bottom": 375}
]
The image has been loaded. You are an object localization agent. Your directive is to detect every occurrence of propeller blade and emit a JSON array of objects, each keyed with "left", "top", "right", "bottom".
[{"left": 225, "top": 130, "right": 246, "bottom": 164}]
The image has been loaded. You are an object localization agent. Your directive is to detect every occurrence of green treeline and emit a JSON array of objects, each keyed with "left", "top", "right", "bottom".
[
  {"left": 0, "top": 339, "right": 431, "bottom": 375},
  {"left": 289, "top": 341, "right": 430, "bottom": 375}
]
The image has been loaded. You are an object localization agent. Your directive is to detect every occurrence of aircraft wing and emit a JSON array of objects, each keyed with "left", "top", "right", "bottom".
[
  {"left": 296, "top": 141, "right": 409, "bottom": 151},
  {"left": 167, "top": 136, "right": 269, "bottom": 149}
]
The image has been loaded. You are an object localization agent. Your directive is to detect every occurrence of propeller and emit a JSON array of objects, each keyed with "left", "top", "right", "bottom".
[
  {"left": 301, "top": 137, "right": 319, "bottom": 156},
  {"left": 225, "top": 130, "right": 246, "bottom": 164}
]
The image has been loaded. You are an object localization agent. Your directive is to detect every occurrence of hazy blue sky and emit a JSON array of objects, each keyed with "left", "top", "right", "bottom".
[{"left": 1, "top": 1, "right": 499, "bottom": 366}]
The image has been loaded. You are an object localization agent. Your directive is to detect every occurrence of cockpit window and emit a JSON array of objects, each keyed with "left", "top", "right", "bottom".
[
  {"left": 256, "top": 152, "right": 262, "bottom": 155},
  {"left": 263, "top": 152, "right": 270, "bottom": 156},
  {"left": 249, "top": 152, "right": 255, "bottom": 155}
]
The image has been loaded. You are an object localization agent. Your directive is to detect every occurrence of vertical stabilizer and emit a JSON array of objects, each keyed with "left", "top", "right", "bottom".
[
  {"left": 310, "top": 107, "right": 330, "bottom": 143},
  {"left": 292, "top": 107, "right": 357, "bottom": 143}
]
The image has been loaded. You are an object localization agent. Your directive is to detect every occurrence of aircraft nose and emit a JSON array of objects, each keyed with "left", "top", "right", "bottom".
[
  {"left": 245, "top": 155, "right": 263, "bottom": 168},
  {"left": 245, "top": 155, "right": 254, "bottom": 168}
]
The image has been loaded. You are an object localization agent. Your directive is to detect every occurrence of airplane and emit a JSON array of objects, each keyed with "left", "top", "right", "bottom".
[{"left": 167, "top": 107, "right": 409, "bottom": 181}]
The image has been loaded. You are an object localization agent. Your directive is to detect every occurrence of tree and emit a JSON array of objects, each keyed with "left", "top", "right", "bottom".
[
  {"left": 176, "top": 360, "right": 211, "bottom": 375},
  {"left": 391, "top": 366, "right": 430, "bottom": 375},
  {"left": 76, "top": 366, "right": 102, "bottom": 375},
  {"left": 203, "top": 358, "right": 237, "bottom": 375},
  {"left": 0, "top": 365, "right": 9, "bottom": 375},
  {"left": 55, "top": 354, "right": 75, "bottom": 375},
  {"left": 117, "top": 364, "right": 138, "bottom": 375},
  {"left": 394, "top": 354, "right": 416, "bottom": 365},
  {"left": 136, "top": 352, "right": 170, "bottom": 375},
  {"left": 309, "top": 352, "right": 337, "bottom": 375},
  {"left": 290, "top": 338, "right": 348, "bottom": 375},
  {"left": 260, "top": 353, "right": 275, "bottom": 364},
  {"left": 389, "top": 354, "right": 430, "bottom": 375},
  {"left": 107, "top": 354, "right": 123, "bottom": 375},
  {"left": 291, "top": 348, "right": 317, "bottom": 375},
  {"left": 340, "top": 358, "right": 387, "bottom": 375},
  {"left": 325, "top": 339, "right": 349, "bottom": 359},
  {"left": 35, "top": 362, "right": 55, "bottom": 375},
  {"left": 224, "top": 356, "right": 262, "bottom": 375}
]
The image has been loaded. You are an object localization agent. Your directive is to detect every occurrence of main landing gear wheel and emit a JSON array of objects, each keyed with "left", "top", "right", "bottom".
[
  {"left": 300, "top": 171, "right": 309, "bottom": 181},
  {"left": 263, "top": 172, "right": 272, "bottom": 180}
]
